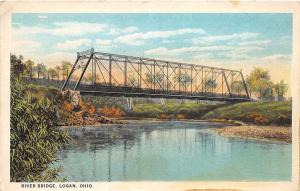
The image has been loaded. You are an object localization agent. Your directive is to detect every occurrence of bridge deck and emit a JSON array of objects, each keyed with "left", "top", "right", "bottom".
[{"left": 78, "top": 84, "right": 251, "bottom": 102}]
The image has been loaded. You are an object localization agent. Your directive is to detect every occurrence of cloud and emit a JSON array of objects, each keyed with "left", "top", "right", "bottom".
[
  {"left": 12, "top": 39, "right": 42, "bottom": 54},
  {"left": 51, "top": 22, "right": 107, "bottom": 36},
  {"left": 12, "top": 22, "right": 108, "bottom": 37},
  {"left": 116, "top": 28, "right": 206, "bottom": 46},
  {"left": 231, "top": 40, "right": 271, "bottom": 46},
  {"left": 144, "top": 45, "right": 262, "bottom": 58},
  {"left": 56, "top": 39, "right": 92, "bottom": 50},
  {"left": 95, "top": 39, "right": 112, "bottom": 46},
  {"left": 108, "top": 26, "right": 138, "bottom": 35},
  {"left": 38, "top": 15, "right": 48, "bottom": 19},
  {"left": 192, "top": 32, "right": 259, "bottom": 44},
  {"left": 42, "top": 52, "right": 75, "bottom": 68}
]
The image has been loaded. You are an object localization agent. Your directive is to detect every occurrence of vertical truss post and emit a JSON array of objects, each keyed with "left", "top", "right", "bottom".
[
  {"left": 154, "top": 61, "right": 156, "bottom": 91},
  {"left": 162, "top": 65, "right": 165, "bottom": 91},
  {"left": 109, "top": 55, "right": 112, "bottom": 86},
  {"left": 201, "top": 67, "right": 204, "bottom": 94},
  {"left": 179, "top": 65, "right": 181, "bottom": 93},
  {"left": 124, "top": 58, "right": 127, "bottom": 86},
  {"left": 61, "top": 53, "right": 80, "bottom": 91},
  {"left": 139, "top": 61, "right": 142, "bottom": 88},
  {"left": 74, "top": 50, "right": 94, "bottom": 90},
  {"left": 190, "top": 66, "right": 193, "bottom": 95},
  {"left": 222, "top": 72, "right": 224, "bottom": 96},
  {"left": 166, "top": 62, "right": 169, "bottom": 93},
  {"left": 204, "top": 70, "right": 207, "bottom": 94},
  {"left": 92, "top": 58, "right": 96, "bottom": 85},
  {"left": 211, "top": 68, "right": 214, "bottom": 95},
  {"left": 150, "top": 65, "right": 153, "bottom": 89}
]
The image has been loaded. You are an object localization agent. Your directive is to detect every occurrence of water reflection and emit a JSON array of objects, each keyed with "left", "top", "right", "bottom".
[{"left": 55, "top": 121, "right": 291, "bottom": 181}]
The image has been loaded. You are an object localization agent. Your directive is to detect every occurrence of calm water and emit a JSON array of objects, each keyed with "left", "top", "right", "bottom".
[{"left": 54, "top": 121, "right": 291, "bottom": 181}]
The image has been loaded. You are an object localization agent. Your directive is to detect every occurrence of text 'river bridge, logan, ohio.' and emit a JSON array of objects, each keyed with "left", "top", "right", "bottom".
[{"left": 61, "top": 48, "right": 252, "bottom": 102}]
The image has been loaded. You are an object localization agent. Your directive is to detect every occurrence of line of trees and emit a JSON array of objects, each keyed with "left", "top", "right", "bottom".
[
  {"left": 246, "top": 67, "right": 288, "bottom": 101},
  {"left": 11, "top": 54, "right": 288, "bottom": 101},
  {"left": 128, "top": 67, "right": 288, "bottom": 101},
  {"left": 11, "top": 54, "right": 72, "bottom": 81}
]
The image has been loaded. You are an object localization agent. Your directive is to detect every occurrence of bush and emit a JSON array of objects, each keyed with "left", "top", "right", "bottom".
[
  {"left": 274, "top": 114, "right": 291, "bottom": 125},
  {"left": 242, "top": 112, "right": 269, "bottom": 125},
  {"left": 176, "top": 114, "right": 185, "bottom": 120},
  {"left": 99, "top": 106, "right": 125, "bottom": 118},
  {"left": 157, "top": 114, "right": 172, "bottom": 120},
  {"left": 10, "top": 79, "right": 69, "bottom": 182}
]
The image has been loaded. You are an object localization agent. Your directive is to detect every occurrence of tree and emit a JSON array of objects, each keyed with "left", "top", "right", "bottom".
[
  {"left": 55, "top": 66, "right": 61, "bottom": 80},
  {"left": 127, "top": 75, "right": 138, "bottom": 87},
  {"left": 246, "top": 67, "right": 273, "bottom": 99},
  {"left": 24, "top": 59, "right": 35, "bottom": 79},
  {"left": 231, "top": 81, "right": 245, "bottom": 95},
  {"left": 35, "top": 63, "right": 47, "bottom": 79},
  {"left": 10, "top": 54, "right": 25, "bottom": 80},
  {"left": 205, "top": 79, "right": 217, "bottom": 93},
  {"left": 61, "top": 61, "right": 72, "bottom": 80},
  {"left": 173, "top": 72, "right": 192, "bottom": 92},
  {"left": 145, "top": 72, "right": 164, "bottom": 88},
  {"left": 48, "top": 68, "right": 57, "bottom": 80},
  {"left": 10, "top": 79, "right": 69, "bottom": 181},
  {"left": 274, "top": 80, "right": 288, "bottom": 101}
]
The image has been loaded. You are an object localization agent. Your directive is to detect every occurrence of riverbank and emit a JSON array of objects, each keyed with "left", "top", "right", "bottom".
[
  {"left": 214, "top": 125, "right": 291, "bottom": 143},
  {"left": 202, "top": 101, "right": 291, "bottom": 126}
]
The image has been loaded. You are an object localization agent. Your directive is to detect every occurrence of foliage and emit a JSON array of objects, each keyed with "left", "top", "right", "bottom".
[
  {"left": 82, "top": 96, "right": 126, "bottom": 110},
  {"left": 99, "top": 106, "right": 125, "bottom": 117},
  {"left": 62, "top": 101, "right": 74, "bottom": 112},
  {"left": 145, "top": 72, "right": 164, "bottom": 88},
  {"left": 35, "top": 63, "right": 47, "bottom": 79},
  {"left": 205, "top": 79, "right": 217, "bottom": 92},
  {"left": 10, "top": 54, "right": 25, "bottom": 79},
  {"left": 246, "top": 67, "right": 273, "bottom": 99},
  {"left": 129, "top": 101, "right": 222, "bottom": 119},
  {"left": 231, "top": 81, "right": 245, "bottom": 94},
  {"left": 202, "top": 101, "right": 292, "bottom": 126},
  {"left": 55, "top": 66, "right": 62, "bottom": 80},
  {"left": 10, "top": 79, "right": 69, "bottom": 182},
  {"left": 48, "top": 68, "right": 58, "bottom": 80},
  {"left": 173, "top": 72, "right": 192, "bottom": 87},
  {"left": 274, "top": 80, "right": 288, "bottom": 101},
  {"left": 61, "top": 61, "right": 72, "bottom": 80},
  {"left": 127, "top": 75, "right": 138, "bottom": 87},
  {"left": 245, "top": 112, "right": 269, "bottom": 125},
  {"left": 24, "top": 59, "right": 35, "bottom": 79},
  {"left": 176, "top": 114, "right": 185, "bottom": 120}
]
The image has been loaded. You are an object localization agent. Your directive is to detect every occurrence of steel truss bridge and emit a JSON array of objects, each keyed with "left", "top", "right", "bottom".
[{"left": 61, "top": 48, "right": 251, "bottom": 102}]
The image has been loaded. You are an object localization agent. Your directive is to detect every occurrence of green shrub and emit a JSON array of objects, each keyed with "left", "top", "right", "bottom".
[{"left": 10, "top": 79, "right": 69, "bottom": 182}]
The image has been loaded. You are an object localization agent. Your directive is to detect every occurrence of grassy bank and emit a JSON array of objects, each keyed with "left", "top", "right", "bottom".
[
  {"left": 202, "top": 101, "right": 292, "bottom": 126},
  {"left": 128, "top": 101, "right": 223, "bottom": 119}
]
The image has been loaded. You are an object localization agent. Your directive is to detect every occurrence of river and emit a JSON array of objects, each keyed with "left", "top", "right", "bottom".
[{"left": 54, "top": 120, "right": 291, "bottom": 181}]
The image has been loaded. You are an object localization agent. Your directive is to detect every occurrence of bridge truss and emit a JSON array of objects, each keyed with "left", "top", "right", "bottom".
[{"left": 61, "top": 48, "right": 251, "bottom": 102}]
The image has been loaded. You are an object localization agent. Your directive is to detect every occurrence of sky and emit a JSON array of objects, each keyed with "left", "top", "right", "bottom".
[{"left": 11, "top": 13, "right": 292, "bottom": 94}]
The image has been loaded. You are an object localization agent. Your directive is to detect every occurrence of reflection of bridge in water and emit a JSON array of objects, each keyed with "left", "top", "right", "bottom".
[{"left": 61, "top": 48, "right": 251, "bottom": 102}]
